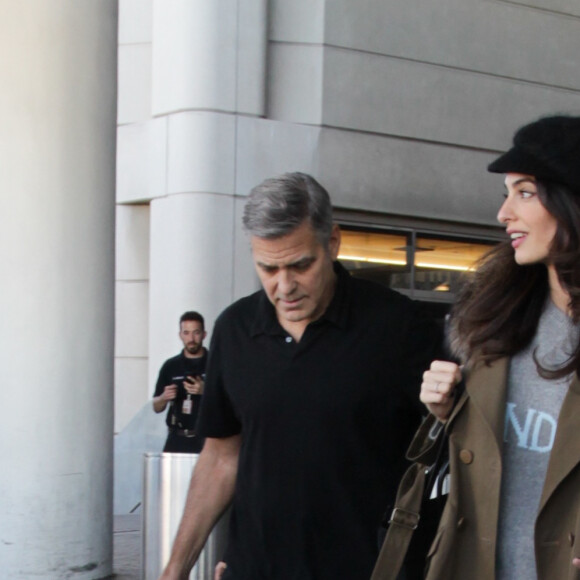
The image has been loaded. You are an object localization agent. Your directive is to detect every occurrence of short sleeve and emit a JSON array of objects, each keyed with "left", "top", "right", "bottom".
[{"left": 153, "top": 361, "right": 170, "bottom": 398}]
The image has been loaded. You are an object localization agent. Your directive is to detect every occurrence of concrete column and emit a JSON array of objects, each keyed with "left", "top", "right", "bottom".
[
  {"left": 147, "top": 0, "right": 267, "bottom": 381},
  {"left": 148, "top": 188, "right": 236, "bottom": 383},
  {"left": 0, "top": 1, "right": 118, "bottom": 578},
  {"left": 152, "top": 0, "right": 267, "bottom": 117}
]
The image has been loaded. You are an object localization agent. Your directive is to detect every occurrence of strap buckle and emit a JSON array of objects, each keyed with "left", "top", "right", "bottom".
[{"left": 389, "top": 507, "right": 420, "bottom": 530}]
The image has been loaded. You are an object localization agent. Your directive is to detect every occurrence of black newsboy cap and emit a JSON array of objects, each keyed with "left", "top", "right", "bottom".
[{"left": 488, "top": 115, "right": 580, "bottom": 190}]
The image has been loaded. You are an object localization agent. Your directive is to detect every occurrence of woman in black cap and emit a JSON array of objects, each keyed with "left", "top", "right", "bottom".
[{"left": 379, "top": 115, "right": 580, "bottom": 580}]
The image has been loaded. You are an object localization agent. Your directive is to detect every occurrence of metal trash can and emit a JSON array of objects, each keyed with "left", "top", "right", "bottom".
[{"left": 142, "top": 452, "right": 230, "bottom": 580}]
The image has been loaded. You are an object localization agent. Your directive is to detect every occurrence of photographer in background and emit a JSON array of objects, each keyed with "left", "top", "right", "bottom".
[{"left": 153, "top": 311, "right": 208, "bottom": 454}]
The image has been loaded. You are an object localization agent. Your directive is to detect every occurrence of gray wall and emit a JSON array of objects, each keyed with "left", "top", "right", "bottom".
[{"left": 264, "top": 0, "right": 580, "bottom": 223}]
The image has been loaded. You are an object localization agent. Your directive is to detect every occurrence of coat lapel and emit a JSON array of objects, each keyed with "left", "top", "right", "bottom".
[
  {"left": 446, "top": 360, "right": 579, "bottom": 520},
  {"left": 452, "top": 358, "right": 509, "bottom": 454},
  {"left": 539, "top": 374, "right": 580, "bottom": 512}
]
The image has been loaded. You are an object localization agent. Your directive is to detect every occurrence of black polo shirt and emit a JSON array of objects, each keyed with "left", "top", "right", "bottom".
[{"left": 198, "top": 262, "right": 442, "bottom": 580}]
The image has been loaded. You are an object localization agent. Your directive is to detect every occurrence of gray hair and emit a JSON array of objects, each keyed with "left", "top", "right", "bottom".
[{"left": 242, "top": 172, "right": 334, "bottom": 247}]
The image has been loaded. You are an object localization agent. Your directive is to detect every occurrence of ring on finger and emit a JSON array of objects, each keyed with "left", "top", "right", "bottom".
[{"left": 435, "top": 382, "right": 440, "bottom": 393}]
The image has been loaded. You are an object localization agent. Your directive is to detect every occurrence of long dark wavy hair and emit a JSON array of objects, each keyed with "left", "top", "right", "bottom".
[{"left": 448, "top": 179, "right": 580, "bottom": 379}]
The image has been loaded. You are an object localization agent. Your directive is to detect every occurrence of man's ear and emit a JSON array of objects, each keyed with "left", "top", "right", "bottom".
[{"left": 328, "top": 224, "right": 341, "bottom": 260}]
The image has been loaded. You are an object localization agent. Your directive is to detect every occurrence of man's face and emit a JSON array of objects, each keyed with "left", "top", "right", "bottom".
[
  {"left": 179, "top": 320, "right": 206, "bottom": 357},
  {"left": 251, "top": 221, "right": 340, "bottom": 334}
]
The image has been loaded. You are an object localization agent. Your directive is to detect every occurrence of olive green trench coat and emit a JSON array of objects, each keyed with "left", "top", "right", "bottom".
[{"left": 374, "top": 358, "right": 580, "bottom": 580}]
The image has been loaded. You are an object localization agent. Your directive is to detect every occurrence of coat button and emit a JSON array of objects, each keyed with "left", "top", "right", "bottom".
[
  {"left": 457, "top": 517, "right": 465, "bottom": 530},
  {"left": 459, "top": 449, "right": 474, "bottom": 464},
  {"left": 569, "top": 532, "right": 575, "bottom": 547}
]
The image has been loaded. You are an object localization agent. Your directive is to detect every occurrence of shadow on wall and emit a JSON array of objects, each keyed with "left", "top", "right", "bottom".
[{"left": 115, "top": 402, "right": 167, "bottom": 514}]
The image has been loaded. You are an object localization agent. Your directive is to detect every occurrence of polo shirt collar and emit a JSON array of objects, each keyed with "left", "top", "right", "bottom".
[
  {"left": 250, "top": 261, "right": 351, "bottom": 337},
  {"left": 320, "top": 261, "right": 350, "bottom": 329}
]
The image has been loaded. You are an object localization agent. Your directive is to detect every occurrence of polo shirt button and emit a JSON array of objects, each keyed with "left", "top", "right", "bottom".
[
  {"left": 569, "top": 532, "right": 575, "bottom": 547},
  {"left": 459, "top": 449, "right": 474, "bottom": 464},
  {"left": 285, "top": 336, "right": 292, "bottom": 343}
]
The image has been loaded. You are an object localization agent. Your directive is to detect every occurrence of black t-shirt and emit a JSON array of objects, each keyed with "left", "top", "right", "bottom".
[
  {"left": 154, "top": 349, "right": 208, "bottom": 431},
  {"left": 198, "top": 263, "right": 443, "bottom": 580}
]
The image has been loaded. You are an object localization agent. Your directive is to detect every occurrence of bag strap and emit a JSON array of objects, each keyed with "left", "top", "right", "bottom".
[
  {"left": 370, "top": 462, "right": 427, "bottom": 580},
  {"left": 371, "top": 381, "right": 466, "bottom": 579}
]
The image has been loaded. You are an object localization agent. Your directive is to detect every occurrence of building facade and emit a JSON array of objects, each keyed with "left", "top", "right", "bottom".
[
  {"left": 2, "top": 0, "right": 580, "bottom": 576},
  {"left": 114, "top": 0, "right": 580, "bottom": 511}
]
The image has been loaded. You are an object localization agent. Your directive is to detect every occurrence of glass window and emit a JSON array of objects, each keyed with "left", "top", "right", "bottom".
[
  {"left": 412, "top": 235, "right": 494, "bottom": 295},
  {"left": 338, "top": 226, "right": 497, "bottom": 312},
  {"left": 337, "top": 229, "right": 412, "bottom": 290}
]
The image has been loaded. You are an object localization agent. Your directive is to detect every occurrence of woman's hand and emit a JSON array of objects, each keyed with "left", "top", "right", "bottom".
[{"left": 420, "top": 360, "right": 463, "bottom": 422}]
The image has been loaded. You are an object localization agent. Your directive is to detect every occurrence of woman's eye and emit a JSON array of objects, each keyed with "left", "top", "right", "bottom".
[{"left": 520, "top": 190, "right": 535, "bottom": 199}]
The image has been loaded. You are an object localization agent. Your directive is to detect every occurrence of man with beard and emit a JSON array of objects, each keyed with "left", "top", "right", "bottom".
[
  {"left": 159, "top": 173, "right": 443, "bottom": 579},
  {"left": 153, "top": 311, "right": 208, "bottom": 453}
]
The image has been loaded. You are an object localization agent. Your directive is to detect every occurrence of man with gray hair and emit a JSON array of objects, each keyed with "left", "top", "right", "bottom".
[{"left": 159, "top": 172, "right": 442, "bottom": 580}]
